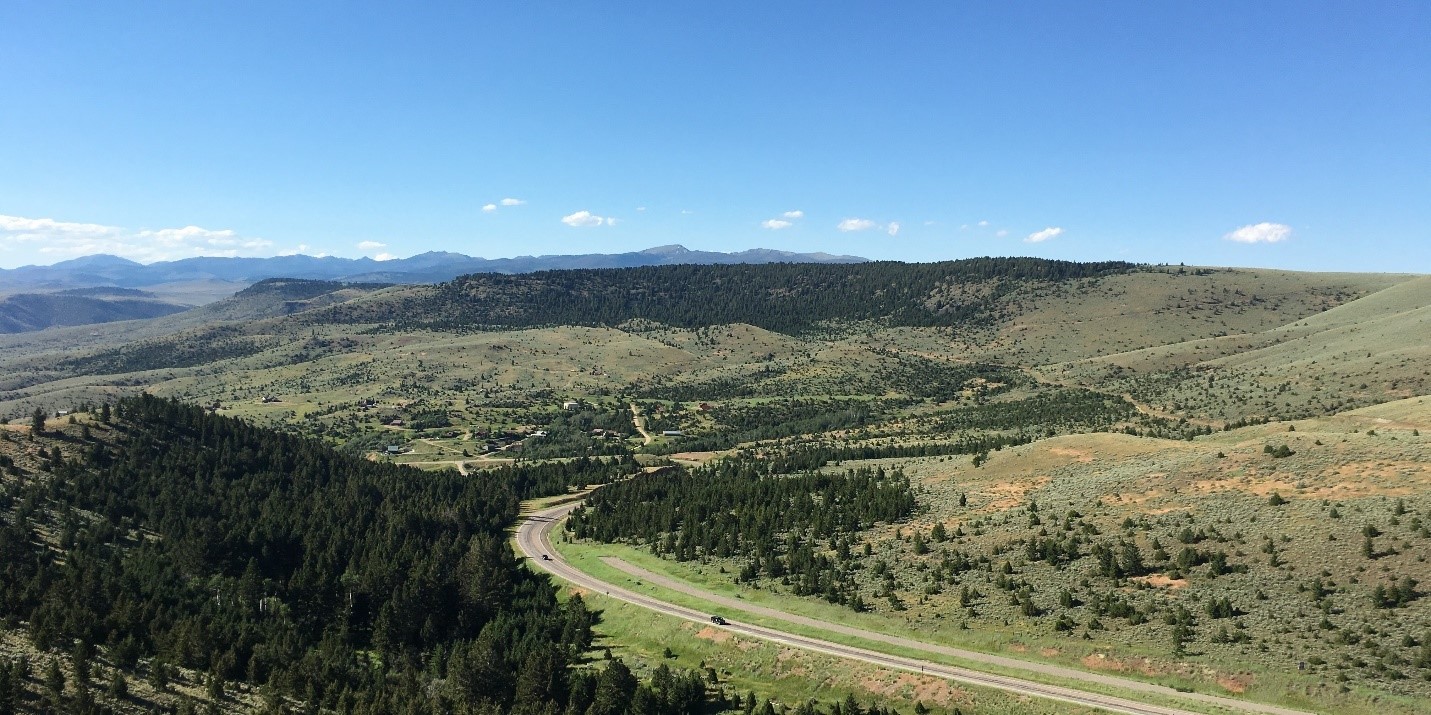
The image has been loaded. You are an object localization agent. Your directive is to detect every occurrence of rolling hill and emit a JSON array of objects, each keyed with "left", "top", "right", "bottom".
[{"left": 0, "top": 258, "right": 1421, "bottom": 430}]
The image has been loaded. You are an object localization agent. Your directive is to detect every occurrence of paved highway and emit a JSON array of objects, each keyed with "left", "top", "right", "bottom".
[{"left": 515, "top": 501, "right": 1313, "bottom": 715}]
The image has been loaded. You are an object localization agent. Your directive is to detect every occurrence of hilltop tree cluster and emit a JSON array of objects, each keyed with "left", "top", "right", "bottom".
[{"left": 354, "top": 258, "right": 1140, "bottom": 335}]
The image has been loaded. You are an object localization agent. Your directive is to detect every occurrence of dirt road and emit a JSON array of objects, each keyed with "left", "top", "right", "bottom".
[{"left": 630, "top": 402, "right": 655, "bottom": 445}]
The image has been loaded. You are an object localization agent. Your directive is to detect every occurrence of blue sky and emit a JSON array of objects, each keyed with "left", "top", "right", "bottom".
[{"left": 1, "top": 2, "right": 1427, "bottom": 271}]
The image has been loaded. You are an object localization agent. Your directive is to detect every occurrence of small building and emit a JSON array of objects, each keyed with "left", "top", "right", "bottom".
[
  {"left": 562, "top": 401, "right": 580, "bottom": 411},
  {"left": 531, "top": 430, "right": 549, "bottom": 438},
  {"left": 385, "top": 445, "right": 403, "bottom": 455},
  {"left": 662, "top": 430, "right": 683, "bottom": 437}
]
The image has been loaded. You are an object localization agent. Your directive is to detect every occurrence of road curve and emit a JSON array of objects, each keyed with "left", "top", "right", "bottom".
[{"left": 515, "top": 501, "right": 1312, "bottom": 715}]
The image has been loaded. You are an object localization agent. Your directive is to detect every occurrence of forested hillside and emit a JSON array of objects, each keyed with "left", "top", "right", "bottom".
[
  {"left": 0, "top": 397, "right": 693, "bottom": 714},
  {"left": 337, "top": 258, "right": 1140, "bottom": 334}
]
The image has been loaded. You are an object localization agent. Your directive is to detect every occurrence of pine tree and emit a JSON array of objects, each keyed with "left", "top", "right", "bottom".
[
  {"left": 44, "top": 659, "right": 65, "bottom": 704},
  {"left": 109, "top": 671, "right": 129, "bottom": 700},
  {"left": 589, "top": 660, "right": 637, "bottom": 715}
]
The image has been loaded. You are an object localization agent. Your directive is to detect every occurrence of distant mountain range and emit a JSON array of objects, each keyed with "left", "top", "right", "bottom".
[
  {"left": 0, "top": 245, "right": 868, "bottom": 333},
  {"left": 0, "top": 245, "right": 868, "bottom": 291}
]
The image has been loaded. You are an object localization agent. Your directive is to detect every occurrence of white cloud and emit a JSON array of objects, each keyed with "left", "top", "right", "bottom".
[
  {"left": 761, "top": 219, "right": 793, "bottom": 230},
  {"left": 483, "top": 197, "right": 525, "bottom": 213},
  {"left": 996, "top": 229, "right": 1009, "bottom": 237},
  {"left": 977, "top": 220, "right": 990, "bottom": 227},
  {"left": 374, "top": 252, "right": 396, "bottom": 261},
  {"left": 837, "top": 218, "right": 877, "bottom": 232},
  {"left": 1025, "top": 226, "right": 1064, "bottom": 243},
  {"left": 887, "top": 221, "right": 901, "bottom": 236},
  {"left": 782, "top": 210, "right": 804, "bottom": 219},
  {"left": 561, "top": 210, "right": 611, "bottom": 228},
  {"left": 0, "top": 214, "right": 118, "bottom": 238},
  {"left": 135, "top": 225, "right": 249, "bottom": 248},
  {"left": 0, "top": 213, "right": 276, "bottom": 263},
  {"left": 636, "top": 206, "right": 647, "bottom": 212},
  {"left": 356, "top": 240, "right": 386, "bottom": 250},
  {"left": 1224, "top": 222, "right": 1292, "bottom": 244}
]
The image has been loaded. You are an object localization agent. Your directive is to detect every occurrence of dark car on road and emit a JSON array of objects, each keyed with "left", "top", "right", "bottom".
[{"left": 710, "top": 615, "right": 728, "bottom": 625}]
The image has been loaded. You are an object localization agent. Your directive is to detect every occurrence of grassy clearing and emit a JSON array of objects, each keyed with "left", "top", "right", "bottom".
[{"left": 564, "top": 579, "right": 1170, "bottom": 715}]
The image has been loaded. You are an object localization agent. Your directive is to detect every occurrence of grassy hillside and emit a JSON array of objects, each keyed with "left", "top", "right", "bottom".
[
  {"left": 564, "top": 397, "right": 1431, "bottom": 714},
  {"left": 1039, "top": 275, "right": 1430, "bottom": 420}
]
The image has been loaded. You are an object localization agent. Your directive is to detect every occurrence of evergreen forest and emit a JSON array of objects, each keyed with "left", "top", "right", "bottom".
[{"left": 0, "top": 396, "right": 719, "bottom": 715}]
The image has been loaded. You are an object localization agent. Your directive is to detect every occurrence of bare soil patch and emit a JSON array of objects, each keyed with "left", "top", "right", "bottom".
[
  {"left": 982, "top": 477, "right": 1051, "bottom": 511},
  {"left": 1135, "top": 574, "right": 1189, "bottom": 589},
  {"left": 1049, "top": 447, "right": 1094, "bottom": 462},
  {"left": 1217, "top": 674, "right": 1253, "bottom": 694},
  {"left": 858, "top": 672, "right": 971, "bottom": 707},
  {"left": 694, "top": 626, "right": 732, "bottom": 644},
  {"left": 669, "top": 451, "right": 722, "bottom": 464}
]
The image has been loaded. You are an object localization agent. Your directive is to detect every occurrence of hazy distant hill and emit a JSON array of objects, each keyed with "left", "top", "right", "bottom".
[
  {"left": 0, "top": 292, "right": 189, "bottom": 333},
  {"left": 0, "top": 244, "right": 868, "bottom": 290}
]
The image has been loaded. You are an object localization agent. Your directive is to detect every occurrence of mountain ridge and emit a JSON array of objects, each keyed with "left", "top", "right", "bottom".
[{"left": 0, "top": 244, "right": 869, "bottom": 290}]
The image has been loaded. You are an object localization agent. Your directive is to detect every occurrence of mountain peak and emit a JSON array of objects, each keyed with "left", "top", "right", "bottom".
[
  {"left": 638, "top": 244, "right": 691, "bottom": 255},
  {"left": 49, "top": 254, "right": 144, "bottom": 269}
]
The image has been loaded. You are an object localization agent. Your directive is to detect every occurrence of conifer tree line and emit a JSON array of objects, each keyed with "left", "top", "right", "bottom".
[
  {"left": 486, "top": 455, "right": 640, "bottom": 499},
  {"left": 566, "top": 461, "right": 916, "bottom": 607}
]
